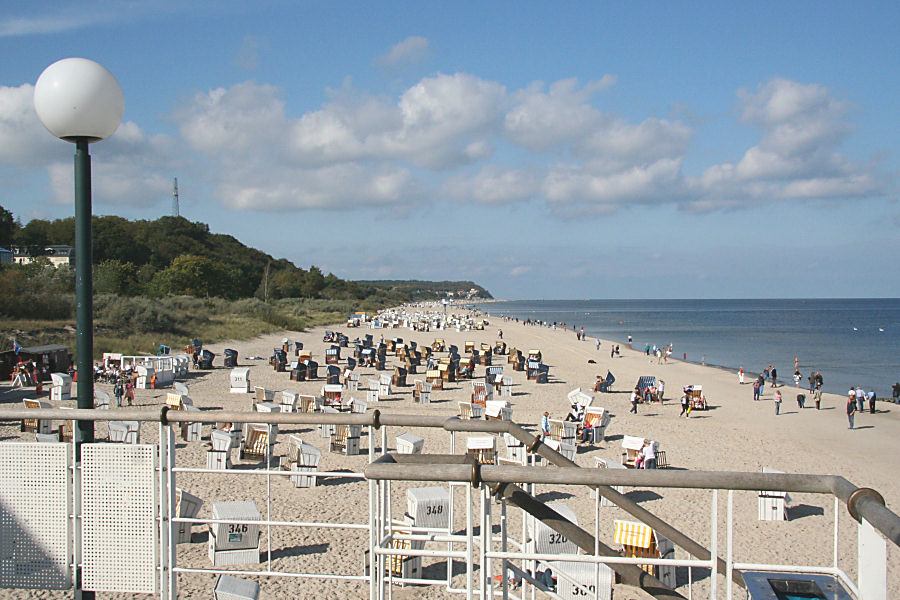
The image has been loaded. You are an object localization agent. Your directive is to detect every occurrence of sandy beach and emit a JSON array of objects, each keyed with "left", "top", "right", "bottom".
[{"left": 1, "top": 306, "right": 897, "bottom": 599}]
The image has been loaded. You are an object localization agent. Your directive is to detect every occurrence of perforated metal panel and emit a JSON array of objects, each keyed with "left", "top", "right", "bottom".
[
  {"left": 0, "top": 443, "right": 71, "bottom": 589},
  {"left": 80, "top": 444, "right": 157, "bottom": 593}
]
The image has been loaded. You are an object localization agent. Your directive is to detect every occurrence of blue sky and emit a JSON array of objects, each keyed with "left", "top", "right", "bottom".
[{"left": 1, "top": 1, "right": 898, "bottom": 299}]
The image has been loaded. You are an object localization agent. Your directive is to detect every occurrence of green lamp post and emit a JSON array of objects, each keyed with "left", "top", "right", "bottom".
[{"left": 34, "top": 58, "right": 124, "bottom": 451}]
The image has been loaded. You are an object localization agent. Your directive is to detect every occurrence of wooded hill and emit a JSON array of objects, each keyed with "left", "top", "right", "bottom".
[
  {"left": 362, "top": 280, "right": 493, "bottom": 300},
  {"left": 0, "top": 205, "right": 491, "bottom": 306}
]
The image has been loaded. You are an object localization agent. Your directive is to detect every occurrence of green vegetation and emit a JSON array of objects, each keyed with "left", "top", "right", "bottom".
[
  {"left": 1, "top": 204, "right": 491, "bottom": 357},
  {"left": 361, "top": 280, "right": 493, "bottom": 300}
]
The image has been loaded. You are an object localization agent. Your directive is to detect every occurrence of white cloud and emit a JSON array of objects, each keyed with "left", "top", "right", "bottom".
[
  {"left": 177, "top": 82, "right": 288, "bottom": 156},
  {"left": 505, "top": 77, "right": 614, "bottom": 151},
  {"left": 0, "top": 12, "right": 111, "bottom": 37},
  {"left": 510, "top": 265, "right": 532, "bottom": 277},
  {"left": 216, "top": 162, "right": 418, "bottom": 211},
  {"left": 579, "top": 116, "right": 693, "bottom": 166},
  {"left": 286, "top": 73, "right": 505, "bottom": 169},
  {"left": 375, "top": 36, "right": 430, "bottom": 68},
  {"left": 0, "top": 84, "right": 66, "bottom": 166},
  {"left": 686, "top": 78, "right": 880, "bottom": 210},
  {"left": 442, "top": 165, "right": 539, "bottom": 205},
  {"left": 543, "top": 158, "right": 685, "bottom": 214}
]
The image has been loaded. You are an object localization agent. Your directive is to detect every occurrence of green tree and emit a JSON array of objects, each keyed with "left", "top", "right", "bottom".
[
  {"left": 94, "top": 259, "right": 139, "bottom": 295},
  {"left": 0, "top": 204, "right": 17, "bottom": 247},
  {"left": 151, "top": 254, "right": 239, "bottom": 299}
]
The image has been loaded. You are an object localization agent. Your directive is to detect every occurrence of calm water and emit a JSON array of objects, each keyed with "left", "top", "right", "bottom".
[{"left": 473, "top": 299, "right": 900, "bottom": 397}]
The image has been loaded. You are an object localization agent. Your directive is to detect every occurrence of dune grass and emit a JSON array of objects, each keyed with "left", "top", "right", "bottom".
[{"left": 1, "top": 295, "right": 377, "bottom": 358}]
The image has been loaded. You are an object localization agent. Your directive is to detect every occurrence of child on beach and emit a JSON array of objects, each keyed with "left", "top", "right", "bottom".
[
  {"left": 847, "top": 394, "right": 857, "bottom": 429},
  {"left": 541, "top": 412, "right": 550, "bottom": 438},
  {"left": 630, "top": 388, "right": 640, "bottom": 414},
  {"left": 680, "top": 393, "right": 689, "bottom": 417},
  {"left": 773, "top": 389, "right": 782, "bottom": 415}
]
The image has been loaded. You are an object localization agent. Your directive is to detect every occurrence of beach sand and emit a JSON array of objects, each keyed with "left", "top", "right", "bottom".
[{"left": 1, "top": 307, "right": 897, "bottom": 599}]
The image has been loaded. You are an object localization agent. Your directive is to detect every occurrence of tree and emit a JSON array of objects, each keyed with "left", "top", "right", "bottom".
[
  {"left": 151, "top": 254, "right": 239, "bottom": 299},
  {"left": 94, "top": 259, "right": 139, "bottom": 295},
  {"left": 0, "top": 204, "right": 17, "bottom": 247}
]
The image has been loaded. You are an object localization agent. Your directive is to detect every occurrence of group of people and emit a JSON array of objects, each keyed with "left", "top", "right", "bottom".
[
  {"left": 9, "top": 360, "right": 45, "bottom": 391},
  {"left": 643, "top": 343, "right": 673, "bottom": 364},
  {"left": 94, "top": 362, "right": 137, "bottom": 407}
]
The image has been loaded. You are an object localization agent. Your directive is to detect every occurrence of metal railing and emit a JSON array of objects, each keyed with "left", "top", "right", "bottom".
[{"left": 3, "top": 405, "right": 897, "bottom": 599}]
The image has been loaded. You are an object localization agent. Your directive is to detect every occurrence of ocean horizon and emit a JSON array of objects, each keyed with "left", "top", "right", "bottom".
[{"left": 472, "top": 298, "right": 900, "bottom": 398}]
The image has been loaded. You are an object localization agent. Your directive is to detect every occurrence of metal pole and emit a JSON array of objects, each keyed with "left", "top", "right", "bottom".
[
  {"left": 74, "top": 138, "right": 94, "bottom": 449},
  {"left": 710, "top": 490, "right": 717, "bottom": 600},
  {"left": 466, "top": 483, "right": 473, "bottom": 600},
  {"left": 73, "top": 137, "right": 94, "bottom": 600},
  {"left": 726, "top": 490, "right": 733, "bottom": 600}
]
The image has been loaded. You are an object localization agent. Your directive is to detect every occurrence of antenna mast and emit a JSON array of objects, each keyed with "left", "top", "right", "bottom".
[{"left": 172, "top": 177, "right": 180, "bottom": 217}]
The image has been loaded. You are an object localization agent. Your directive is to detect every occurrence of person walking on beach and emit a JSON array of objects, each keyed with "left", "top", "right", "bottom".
[
  {"left": 814, "top": 385, "right": 822, "bottom": 410},
  {"left": 847, "top": 393, "right": 857, "bottom": 429},
  {"left": 893, "top": 382, "right": 900, "bottom": 404},
  {"left": 596, "top": 338, "right": 600, "bottom": 351},
  {"left": 773, "top": 389, "right": 782, "bottom": 415},
  {"left": 630, "top": 388, "right": 640, "bottom": 414},
  {"left": 540, "top": 412, "right": 551, "bottom": 438},
  {"left": 680, "top": 392, "right": 689, "bottom": 417},
  {"left": 855, "top": 386, "right": 865, "bottom": 413},
  {"left": 752, "top": 378, "right": 761, "bottom": 401},
  {"left": 867, "top": 389, "right": 876, "bottom": 414},
  {"left": 497, "top": 329, "right": 502, "bottom": 340},
  {"left": 641, "top": 441, "right": 657, "bottom": 469},
  {"left": 770, "top": 366, "right": 778, "bottom": 388},
  {"left": 739, "top": 366, "right": 744, "bottom": 384},
  {"left": 793, "top": 369, "right": 801, "bottom": 387},
  {"left": 808, "top": 372, "right": 816, "bottom": 393},
  {"left": 610, "top": 345, "right": 615, "bottom": 359},
  {"left": 113, "top": 378, "right": 124, "bottom": 408}
]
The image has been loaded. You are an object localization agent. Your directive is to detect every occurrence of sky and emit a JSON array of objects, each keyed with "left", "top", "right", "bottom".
[{"left": 1, "top": 1, "right": 898, "bottom": 299}]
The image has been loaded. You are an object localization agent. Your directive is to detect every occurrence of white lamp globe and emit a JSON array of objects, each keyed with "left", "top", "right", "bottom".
[{"left": 34, "top": 58, "right": 124, "bottom": 143}]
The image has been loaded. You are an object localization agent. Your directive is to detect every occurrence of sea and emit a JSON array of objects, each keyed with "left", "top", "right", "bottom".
[{"left": 472, "top": 299, "right": 900, "bottom": 398}]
